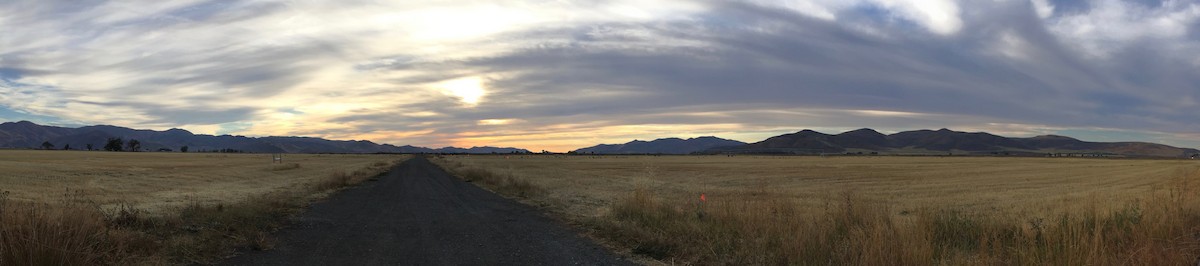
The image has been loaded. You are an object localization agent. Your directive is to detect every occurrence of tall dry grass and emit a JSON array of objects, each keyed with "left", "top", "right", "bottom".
[
  {"left": 0, "top": 191, "right": 155, "bottom": 265},
  {"left": 432, "top": 155, "right": 1200, "bottom": 265},
  {"left": 0, "top": 157, "right": 404, "bottom": 265},
  {"left": 594, "top": 171, "right": 1200, "bottom": 265},
  {"left": 0, "top": 151, "right": 403, "bottom": 213},
  {"left": 437, "top": 160, "right": 544, "bottom": 199}
]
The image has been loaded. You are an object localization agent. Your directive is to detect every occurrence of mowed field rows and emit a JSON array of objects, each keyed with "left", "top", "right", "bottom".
[
  {"left": 435, "top": 155, "right": 1200, "bottom": 265},
  {"left": 0, "top": 150, "right": 405, "bottom": 213}
]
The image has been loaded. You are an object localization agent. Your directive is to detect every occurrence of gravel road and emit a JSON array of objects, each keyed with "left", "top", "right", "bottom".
[{"left": 223, "top": 156, "right": 634, "bottom": 266}]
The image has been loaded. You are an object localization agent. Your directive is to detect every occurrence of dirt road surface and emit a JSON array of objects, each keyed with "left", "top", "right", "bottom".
[{"left": 224, "top": 157, "right": 634, "bottom": 265}]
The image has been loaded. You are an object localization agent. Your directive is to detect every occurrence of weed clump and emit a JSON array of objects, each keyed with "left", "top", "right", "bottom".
[
  {"left": 442, "top": 164, "right": 544, "bottom": 199},
  {"left": 269, "top": 163, "right": 301, "bottom": 171},
  {"left": 0, "top": 191, "right": 158, "bottom": 265}
]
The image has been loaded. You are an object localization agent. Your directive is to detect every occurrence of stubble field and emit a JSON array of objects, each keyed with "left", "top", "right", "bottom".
[{"left": 435, "top": 155, "right": 1200, "bottom": 265}]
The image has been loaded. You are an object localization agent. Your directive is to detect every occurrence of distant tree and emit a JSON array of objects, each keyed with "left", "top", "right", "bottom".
[
  {"left": 157, "top": 148, "right": 172, "bottom": 152},
  {"left": 86, "top": 144, "right": 94, "bottom": 151},
  {"left": 126, "top": 139, "right": 141, "bottom": 152},
  {"left": 63, "top": 144, "right": 71, "bottom": 150},
  {"left": 180, "top": 146, "right": 189, "bottom": 153},
  {"left": 41, "top": 141, "right": 54, "bottom": 150},
  {"left": 104, "top": 138, "right": 124, "bottom": 152}
]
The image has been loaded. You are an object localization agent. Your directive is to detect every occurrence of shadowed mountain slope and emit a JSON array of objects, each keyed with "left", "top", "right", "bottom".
[
  {"left": 573, "top": 136, "right": 746, "bottom": 154},
  {"left": 715, "top": 128, "right": 1198, "bottom": 158}
]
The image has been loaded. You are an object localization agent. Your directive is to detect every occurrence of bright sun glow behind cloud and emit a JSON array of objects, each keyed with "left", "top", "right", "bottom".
[
  {"left": 440, "top": 77, "right": 486, "bottom": 106},
  {"left": 478, "top": 119, "right": 515, "bottom": 125}
]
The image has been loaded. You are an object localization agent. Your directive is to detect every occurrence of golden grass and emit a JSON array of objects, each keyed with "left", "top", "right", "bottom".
[
  {"left": 0, "top": 192, "right": 151, "bottom": 265},
  {"left": 433, "top": 155, "right": 1200, "bottom": 265},
  {"left": 0, "top": 150, "right": 403, "bottom": 213},
  {"left": 439, "top": 161, "right": 545, "bottom": 199},
  {"left": 0, "top": 150, "right": 408, "bottom": 265}
]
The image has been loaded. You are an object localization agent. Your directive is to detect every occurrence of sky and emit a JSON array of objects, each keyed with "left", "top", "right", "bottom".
[{"left": 1, "top": 0, "right": 1198, "bottom": 152}]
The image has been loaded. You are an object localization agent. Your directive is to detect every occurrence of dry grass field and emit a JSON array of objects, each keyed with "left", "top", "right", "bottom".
[
  {"left": 434, "top": 155, "right": 1200, "bottom": 265},
  {"left": 0, "top": 150, "right": 405, "bottom": 213},
  {"left": 0, "top": 150, "right": 408, "bottom": 265}
]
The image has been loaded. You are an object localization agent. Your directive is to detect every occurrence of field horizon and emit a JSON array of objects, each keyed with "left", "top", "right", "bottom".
[{"left": 2, "top": 120, "right": 1197, "bottom": 158}]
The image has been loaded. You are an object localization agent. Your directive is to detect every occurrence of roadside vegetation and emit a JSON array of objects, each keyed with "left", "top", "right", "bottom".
[
  {"left": 0, "top": 151, "right": 407, "bottom": 265},
  {"left": 598, "top": 174, "right": 1199, "bottom": 265},
  {"left": 436, "top": 158, "right": 544, "bottom": 199},
  {"left": 434, "top": 155, "right": 1200, "bottom": 265}
]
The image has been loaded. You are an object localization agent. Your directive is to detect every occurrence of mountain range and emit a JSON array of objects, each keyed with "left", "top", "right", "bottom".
[
  {"left": 573, "top": 136, "right": 746, "bottom": 154},
  {"left": 2, "top": 120, "right": 1195, "bottom": 157},
  {"left": 0, "top": 121, "right": 529, "bottom": 154},
  {"left": 712, "top": 128, "right": 1199, "bottom": 158}
]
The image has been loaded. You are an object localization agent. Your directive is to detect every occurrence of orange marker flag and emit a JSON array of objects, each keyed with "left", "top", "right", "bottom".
[{"left": 700, "top": 193, "right": 707, "bottom": 203}]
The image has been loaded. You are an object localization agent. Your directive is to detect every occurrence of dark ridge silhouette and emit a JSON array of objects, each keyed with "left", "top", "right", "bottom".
[
  {"left": 0, "top": 121, "right": 530, "bottom": 154},
  {"left": 712, "top": 128, "right": 1198, "bottom": 158},
  {"left": 573, "top": 136, "right": 746, "bottom": 154}
]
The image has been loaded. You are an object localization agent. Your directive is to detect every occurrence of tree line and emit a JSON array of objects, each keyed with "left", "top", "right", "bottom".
[{"left": 39, "top": 138, "right": 195, "bottom": 152}]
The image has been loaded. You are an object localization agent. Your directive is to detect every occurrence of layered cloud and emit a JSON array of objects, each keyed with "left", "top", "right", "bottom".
[{"left": 1, "top": 0, "right": 1198, "bottom": 151}]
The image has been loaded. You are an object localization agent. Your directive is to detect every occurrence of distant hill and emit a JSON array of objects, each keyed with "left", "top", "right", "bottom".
[
  {"left": 573, "top": 136, "right": 746, "bottom": 154},
  {"left": 714, "top": 128, "right": 1199, "bottom": 158},
  {"left": 433, "top": 146, "right": 532, "bottom": 154},
  {"left": 0, "top": 121, "right": 530, "bottom": 154}
]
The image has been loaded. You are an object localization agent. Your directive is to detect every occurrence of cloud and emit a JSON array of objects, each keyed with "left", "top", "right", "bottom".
[
  {"left": 1047, "top": 0, "right": 1200, "bottom": 57},
  {"left": 874, "top": 0, "right": 963, "bottom": 34},
  {"left": 478, "top": 119, "right": 517, "bottom": 126},
  {"left": 1030, "top": 0, "right": 1056, "bottom": 19},
  {"left": 0, "top": 0, "right": 1197, "bottom": 151}
]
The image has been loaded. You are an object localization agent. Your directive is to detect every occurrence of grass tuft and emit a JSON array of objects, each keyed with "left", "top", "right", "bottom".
[
  {"left": 0, "top": 192, "right": 155, "bottom": 265},
  {"left": 269, "top": 163, "right": 301, "bottom": 171},
  {"left": 441, "top": 164, "right": 545, "bottom": 199}
]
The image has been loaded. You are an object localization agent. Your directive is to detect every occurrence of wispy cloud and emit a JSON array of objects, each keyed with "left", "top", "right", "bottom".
[{"left": 1, "top": 0, "right": 1197, "bottom": 151}]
